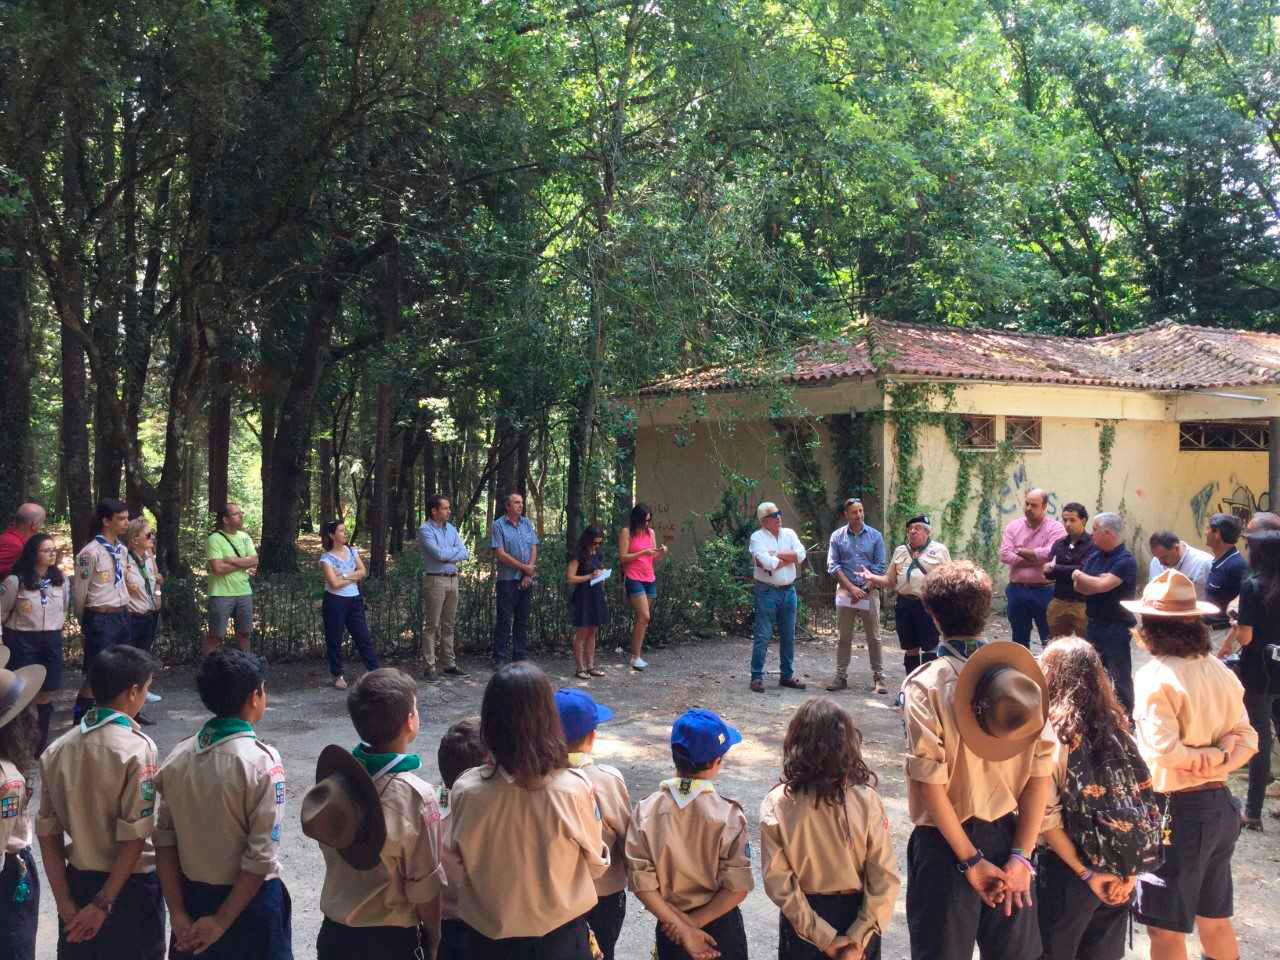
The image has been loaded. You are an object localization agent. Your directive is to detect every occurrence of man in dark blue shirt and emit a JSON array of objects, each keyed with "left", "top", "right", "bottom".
[
  {"left": 1205, "top": 512, "right": 1247, "bottom": 627},
  {"left": 1072, "top": 512, "right": 1138, "bottom": 712}
]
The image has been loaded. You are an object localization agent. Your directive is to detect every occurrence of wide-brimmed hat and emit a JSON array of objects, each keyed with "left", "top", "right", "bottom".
[
  {"left": 954, "top": 641, "right": 1047, "bottom": 762},
  {"left": 1120, "top": 569, "right": 1218, "bottom": 618},
  {"left": 300, "top": 745, "right": 387, "bottom": 870},
  {"left": 0, "top": 645, "right": 44, "bottom": 731}
]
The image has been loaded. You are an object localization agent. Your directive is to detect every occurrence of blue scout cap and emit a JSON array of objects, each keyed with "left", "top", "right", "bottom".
[
  {"left": 671, "top": 708, "right": 742, "bottom": 767},
  {"left": 555, "top": 689, "right": 614, "bottom": 743}
]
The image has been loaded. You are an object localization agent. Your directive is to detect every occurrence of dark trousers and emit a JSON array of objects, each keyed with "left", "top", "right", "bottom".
[
  {"left": 317, "top": 916, "right": 418, "bottom": 960},
  {"left": 0, "top": 847, "right": 39, "bottom": 960},
  {"left": 779, "top": 891, "right": 880, "bottom": 960},
  {"left": 470, "top": 916, "right": 592, "bottom": 960},
  {"left": 439, "top": 918, "right": 469, "bottom": 960},
  {"left": 906, "top": 816, "right": 1041, "bottom": 960},
  {"left": 1035, "top": 851, "right": 1128, "bottom": 960},
  {"left": 896, "top": 594, "right": 939, "bottom": 673},
  {"left": 321, "top": 593, "right": 380, "bottom": 678},
  {"left": 493, "top": 580, "right": 533, "bottom": 665},
  {"left": 586, "top": 890, "right": 626, "bottom": 960},
  {"left": 1005, "top": 584, "right": 1053, "bottom": 649},
  {"left": 1087, "top": 621, "right": 1134, "bottom": 714},
  {"left": 58, "top": 867, "right": 164, "bottom": 960},
  {"left": 80, "top": 609, "right": 131, "bottom": 671},
  {"left": 1244, "top": 691, "right": 1276, "bottom": 819},
  {"left": 657, "top": 906, "right": 747, "bottom": 960},
  {"left": 128, "top": 611, "right": 158, "bottom": 652},
  {"left": 171, "top": 876, "right": 292, "bottom": 960}
]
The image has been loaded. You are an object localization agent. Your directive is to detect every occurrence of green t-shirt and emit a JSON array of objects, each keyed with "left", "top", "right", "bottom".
[{"left": 208, "top": 530, "right": 256, "bottom": 597}]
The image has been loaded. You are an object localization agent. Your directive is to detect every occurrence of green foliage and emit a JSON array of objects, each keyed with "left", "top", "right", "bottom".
[
  {"left": 1096, "top": 420, "right": 1117, "bottom": 511},
  {"left": 885, "top": 383, "right": 954, "bottom": 540},
  {"left": 964, "top": 442, "right": 1020, "bottom": 577},
  {"left": 771, "top": 418, "right": 834, "bottom": 546}
]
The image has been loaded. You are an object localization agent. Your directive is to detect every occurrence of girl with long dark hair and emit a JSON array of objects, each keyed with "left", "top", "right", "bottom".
[
  {"left": 448, "top": 663, "right": 606, "bottom": 959},
  {"left": 759, "top": 697, "right": 900, "bottom": 960},
  {"left": 566, "top": 525, "right": 608, "bottom": 679},
  {"left": 619, "top": 503, "right": 667, "bottom": 671},
  {"left": 318, "top": 520, "right": 379, "bottom": 690},
  {"left": 0, "top": 533, "right": 68, "bottom": 753}
]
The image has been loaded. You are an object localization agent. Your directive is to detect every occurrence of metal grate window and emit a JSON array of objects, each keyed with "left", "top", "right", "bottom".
[
  {"left": 1006, "top": 417, "right": 1042, "bottom": 450},
  {"left": 959, "top": 415, "right": 997, "bottom": 449},
  {"left": 1179, "top": 422, "right": 1270, "bottom": 451}
]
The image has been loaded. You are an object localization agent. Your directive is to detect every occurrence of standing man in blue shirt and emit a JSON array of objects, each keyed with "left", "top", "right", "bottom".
[
  {"left": 1205, "top": 512, "right": 1247, "bottom": 629},
  {"left": 1072, "top": 512, "right": 1138, "bottom": 712},
  {"left": 489, "top": 492, "right": 539, "bottom": 667},
  {"left": 825, "top": 497, "right": 888, "bottom": 693},
  {"left": 418, "top": 494, "right": 470, "bottom": 682}
]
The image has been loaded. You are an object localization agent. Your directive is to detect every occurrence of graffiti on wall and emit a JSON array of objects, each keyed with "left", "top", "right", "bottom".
[
  {"left": 1190, "top": 482, "right": 1217, "bottom": 530},
  {"left": 998, "top": 463, "right": 1059, "bottom": 516},
  {"left": 1220, "top": 484, "right": 1271, "bottom": 524}
]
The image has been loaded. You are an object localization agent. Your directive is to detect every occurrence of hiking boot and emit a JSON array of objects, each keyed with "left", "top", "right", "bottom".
[
  {"left": 443, "top": 665, "right": 468, "bottom": 677},
  {"left": 780, "top": 676, "right": 806, "bottom": 690},
  {"left": 750, "top": 678, "right": 765, "bottom": 693},
  {"left": 826, "top": 676, "right": 849, "bottom": 692}
]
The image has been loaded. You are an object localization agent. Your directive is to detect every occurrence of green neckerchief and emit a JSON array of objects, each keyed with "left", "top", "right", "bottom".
[
  {"left": 129, "top": 550, "right": 153, "bottom": 599},
  {"left": 568, "top": 752, "right": 594, "bottom": 768},
  {"left": 81, "top": 707, "right": 131, "bottom": 733},
  {"left": 660, "top": 776, "right": 716, "bottom": 810},
  {"left": 196, "top": 717, "right": 257, "bottom": 752},
  {"left": 352, "top": 743, "right": 422, "bottom": 779},
  {"left": 437, "top": 784, "right": 450, "bottom": 812}
]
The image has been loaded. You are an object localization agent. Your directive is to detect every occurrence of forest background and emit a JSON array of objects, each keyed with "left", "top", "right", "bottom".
[{"left": 2, "top": 0, "right": 1278, "bottom": 659}]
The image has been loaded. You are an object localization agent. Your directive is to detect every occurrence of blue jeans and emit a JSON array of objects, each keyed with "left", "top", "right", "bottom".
[
  {"left": 1087, "top": 620, "right": 1134, "bottom": 714},
  {"left": 1005, "top": 583, "right": 1053, "bottom": 649},
  {"left": 321, "top": 593, "right": 379, "bottom": 678},
  {"left": 752, "top": 583, "right": 797, "bottom": 681}
]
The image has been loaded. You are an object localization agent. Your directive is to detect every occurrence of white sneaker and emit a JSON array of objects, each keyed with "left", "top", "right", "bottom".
[
  {"left": 145, "top": 691, "right": 162, "bottom": 703},
  {"left": 630, "top": 657, "right": 648, "bottom": 670}
]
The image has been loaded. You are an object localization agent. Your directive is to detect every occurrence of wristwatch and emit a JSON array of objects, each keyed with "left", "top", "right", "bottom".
[{"left": 956, "top": 850, "right": 985, "bottom": 874}]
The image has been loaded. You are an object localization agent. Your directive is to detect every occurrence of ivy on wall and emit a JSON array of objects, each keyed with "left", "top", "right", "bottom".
[
  {"left": 1096, "top": 419, "right": 1116, "bottom": 511},
  {"left": 771, "top": 417, "right": 836, "bottom": 548}
]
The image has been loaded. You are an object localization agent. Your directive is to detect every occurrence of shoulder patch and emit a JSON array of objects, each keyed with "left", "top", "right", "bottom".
[{"left": 0, "top": 795, "right": 19, "bottom": 819}]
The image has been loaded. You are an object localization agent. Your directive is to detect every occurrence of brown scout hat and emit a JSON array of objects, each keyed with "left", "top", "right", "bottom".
[
  {"left": 954, "top": 641, "right": 1048, "bottom": 762},
  {"left": 300, "top": 744, "right": 387, "bottom": 870},
  {"left": 0, "top": 647, "right": 44, "bottom": 731}
]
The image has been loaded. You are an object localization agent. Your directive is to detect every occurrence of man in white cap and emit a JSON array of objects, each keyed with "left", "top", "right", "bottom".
[{"left": 748, "top": 502, "right": 807, "bottom": 693}]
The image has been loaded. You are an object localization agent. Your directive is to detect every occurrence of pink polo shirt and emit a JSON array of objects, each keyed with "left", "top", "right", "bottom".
[{"left": 999, "top": 516, "right": 1066, "bottom": 585}]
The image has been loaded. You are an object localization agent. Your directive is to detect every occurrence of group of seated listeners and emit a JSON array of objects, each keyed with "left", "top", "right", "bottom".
[{"left": 0, "top": 557, "right": 1259, "bottom": 960}]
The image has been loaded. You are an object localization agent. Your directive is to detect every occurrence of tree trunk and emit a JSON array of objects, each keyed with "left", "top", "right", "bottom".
[
  {"left": 208, "top": 354, "right": 233, "bottom": 516},
  {"left": 61, "top": 325, "right": 94, "bottom": 549},
  {"left": 565, "top": 245, "right": 605, "bottom": 549},
  {"left": 317, "top": 435, "right": 335, "bottom": 524},
  {"left": 613, "top": 426, "right": 635, "bottom": 531},
  {"left": 0, "top": 232, "right": 32, "bottom": 520}
]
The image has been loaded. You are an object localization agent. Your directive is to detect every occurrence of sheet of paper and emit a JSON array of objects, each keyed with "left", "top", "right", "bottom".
[
  {"left": 590, "top": 568, "right": 613, "bottom": 587},
  {"left": 835, "top": 588, "right": 871, "bottom": 611}
]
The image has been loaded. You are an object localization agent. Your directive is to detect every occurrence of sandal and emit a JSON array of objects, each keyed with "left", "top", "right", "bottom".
[
  {"left": 1242, "top": 816, "right": 1264, "bottom": 832},
  {"left": 589, "top": 667, "right": 606, "bottom": 677},
  {"left": 574, "top": 669, "right": 592, "bottom": 680}
]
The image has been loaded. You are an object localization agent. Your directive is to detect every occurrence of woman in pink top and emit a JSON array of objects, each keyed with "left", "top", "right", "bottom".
[{"left": 618, "top": 503, "right": 667, "bottom": 671}]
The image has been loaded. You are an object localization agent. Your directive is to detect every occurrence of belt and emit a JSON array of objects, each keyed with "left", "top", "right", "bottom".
[
  {"left": 1171, "top": 780, "right": 1226, "bottom": 794},
  {"left": 754, "top": 580, "right": 795, "bottom": 589},
  {"left": 86, "top": 605, "right": 127, "bottom": 614},
  {"left": 424, "top": 572, "right": 458, "bottom": 577}
]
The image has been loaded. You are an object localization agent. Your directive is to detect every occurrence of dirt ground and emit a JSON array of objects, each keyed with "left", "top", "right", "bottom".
[{"left": 31, "top": 622, "right": 1280, "bottom": 960}]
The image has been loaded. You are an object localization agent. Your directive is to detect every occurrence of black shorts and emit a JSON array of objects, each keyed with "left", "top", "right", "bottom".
[
  {"left": 906, "top": 816, "right": 1041, "bottom": 960},
  {"left": 585, "top": 890, "right": 626, "bottom": 960},
  {"left": 439, "top": 919, "right": 470, "bottom": 960},
  {"left": 895, "top": 595, "right": 940, "bottom": 653},
  {"left": 172, "top": 876, "right": 291, "bottom": 960},
  {"left": 317, "top": 917, "right": 418, "bottom": 960},
  {"left": 1036, "top": 851, "right": 1128, "bottom": 960},
  {"left": 657, "top": 906, "right": 747, "bottom": 960},
  {"left": 779, "top": 891, "right": 881, "bottom": 960},
  {"left": 1135, "top": 787, "right": 1239, "bottom": 933},
  {"left": 470, "top": 916, "right": 592, "bottom": 960},
  {"left": 81, "top": 609, "right": 131, "bottom": 670},
  {"left": 3, "top": 629, "right": 64, "bottom": 691}
]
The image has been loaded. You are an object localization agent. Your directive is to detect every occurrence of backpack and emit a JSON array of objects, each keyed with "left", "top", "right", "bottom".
[{"left": 1060, "top": 728, "right": 1163, "bottom": 877}]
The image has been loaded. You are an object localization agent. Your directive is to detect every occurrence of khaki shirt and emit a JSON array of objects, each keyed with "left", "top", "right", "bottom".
[
  {"left": 153, "top": 732, "right": 286, "bottom": 885},
  {"left": 37, "top": 712, "right": 157, "bottom": 872},
  {"left": 125, "top": 553, "right": 161, "bottom": 615},
  {"left": 439, "top": 787, "right": 461, "bottom": 921},
  {"left": 902, "top": 651, "right": 1056, "bottom": 826},
  {"left": 448, "top": 765, "right": 608, "bottom": 939},
  {"left": 625, "top": 779, "right": 755, "bottom": 913},
  {"left": 0, "top": 574, "right": 69, "bottom": 632},
  {"left": 1134, "top": 653, "right": 1258, "bottom": 794},
  {"left": 890, "top": 542, "right": 951, "bottom": 597},
  {"left": 759, "top": 783, "right": 901, "bottom": 951},
  {"left": 0, "top": 759, "right": 33, "bottom": 855},
  {"left": 1039, "top": 739, "right": 1071, "bottom": 835},
  {"left": 320, "top": 770, "right": 446, "bottom": 928},
  {"left": 570, "top": 756, "right": 632, "bottom": 896},
  {"left": 72, "top": 539, "right": 131, "bottom": 616}
]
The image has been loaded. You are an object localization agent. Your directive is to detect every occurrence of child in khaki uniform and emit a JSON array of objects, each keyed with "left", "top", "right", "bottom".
[
  {"left": 555, "top": 689, "right": 632, "bottom": 960},
  {"left": 153, "top": 650, "right": 291, "bottom": 960},
  {"left": 37, "top": 645, "right": 165, "bottom": 960},
  {"left": 436, "top": 718, "right": 489, "bottom": 960},
  {"left": 626, "top": 708, "right": 754, "bottom": 960},
  {"left": 304, "top": 668, "right": 446, "bottom": 959},
  {"left": 760, "top": 698, "right": 901, "bottom": 960},
  {"left": 0, "top": 648, "right": 47, "bottom": 960}
]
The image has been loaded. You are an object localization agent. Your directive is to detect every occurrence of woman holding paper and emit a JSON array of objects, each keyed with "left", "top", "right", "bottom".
[
  {"left": 568, "top": 525, "right": 609, "bottom": 679},
  {"left": 860, "top": 513, "right": 952, "bottom": 676}
]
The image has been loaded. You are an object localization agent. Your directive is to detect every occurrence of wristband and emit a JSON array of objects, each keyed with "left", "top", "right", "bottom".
[
  {"left": 1010, "top": 851, "right": 1036, "bottom": 874},
  {"left": 956, "top": 850, "right": 985, "bottom": 874},
  {"left": 1079, "top": 868, "right": 1094, "bottom": 882},
  {"left": 91, "top": 892, "right": 114, "bottom": 915}
]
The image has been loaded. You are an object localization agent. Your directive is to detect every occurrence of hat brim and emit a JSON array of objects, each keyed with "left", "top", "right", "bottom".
[
  {"left": 1119, "top": 599, "right": 1220, "bottom": 618},
  {"left": 312, "top": 745, "right": 387, "bottom": 870},
  {"left": 954, "top": 642, "right": 1047, "bottom": 762},
  {"left": 594, "top": 703, "right": 614, "bottom": 726},
  {"left": 0, "top": 648, "right": 9, "bottom": 671},
  {"left": 0, "top": 666, "right": 45, "bottom": 731},
  {"left": 722, "top": 722, "right": 743, "bottom": 751}
]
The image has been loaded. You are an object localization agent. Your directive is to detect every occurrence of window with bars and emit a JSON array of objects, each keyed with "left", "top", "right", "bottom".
[
  {"left": 1178, "top": 421, "right": 1270, "bottom": 451},
  {"left": 958, "top": 415, "right": 997, "bottom": 449},
  {"left": 1006, "top": 417, "right": 1042, "bottom": 450}
]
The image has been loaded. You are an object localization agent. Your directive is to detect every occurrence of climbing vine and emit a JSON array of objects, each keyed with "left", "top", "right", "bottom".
[
  {"left": 962, "top": 440, "right": 1019, "bottom": 575},
  {"left": 885, "top": 383, "right": 953, "bottom": 539},
  {"left": 772, "top": 418, "right": 834, "bottom": 546},
  {"left": 1096, "top": 419, "right": 1117, "bottom": 511}
]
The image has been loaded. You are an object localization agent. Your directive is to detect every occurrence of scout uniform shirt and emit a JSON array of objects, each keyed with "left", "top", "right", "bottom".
[
  {"left": 72, "top": 537, "right": 131, "bottom": 617},
  {"left": 319, "top": 747, "right": 446, "bottom": 928},
  {"left": 890, "top": 541, "right": 951, "bottom": 597},
  {"left": 759, "top": 783, "right": 901, "bottom": 952},
  {"left": 569, "top": 752, "right": 632, "bottom": 897},
  {"left": 1133, "top": 653, "right": 1258, "bottom": 794},
  {"left": 153, "top": 718, "right": 287, "bottom": 886},
  {"left": 448, "top": 764, "right": 608, "bottom": 939},
  {"left": 37, "top": 707, "right": 158, "bottom": 872},
  {"left": 902, "top": 643, "right": 1056, "bottom": 826},
  {"left": 0, "top": 573, "right": 69, "bottom": 632},
  {"left": 625, "top": 777, "right": 754, "bottom": 913},
  {"left": 0, "top": 758, "right": 34, "bottom": 864},
  {"left": 125, "top": 552, "right": 161, "bottom": 616},
  {"left": 438, "top": 784, "right": 461, "bottom": 921}
]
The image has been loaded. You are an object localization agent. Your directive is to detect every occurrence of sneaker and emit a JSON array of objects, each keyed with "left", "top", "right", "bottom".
[
  {"left": 145, "top": 691, "right": 163, "bottom": 703},
  {"left": 443, "top": 665, "right": 468, "bottom": 678},
  {"left": 424, "top": 667, "right": 440, "bottom": 683},
  {"left": 780, "top": 676, "right": 807, "bottom": 690},
  {"left": 630, "top": 657, "right": 648, "bottom": 670},
  {"left": 749, "top": 678, "right": 765, "bottom": 693},
  {"left": 333, "top": 676, "right": 348, "bottom": 690},
  {"left": 825, "top": 677, "right": 848, "bottom": 692}
]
